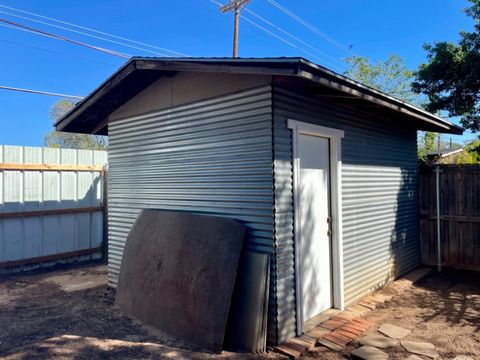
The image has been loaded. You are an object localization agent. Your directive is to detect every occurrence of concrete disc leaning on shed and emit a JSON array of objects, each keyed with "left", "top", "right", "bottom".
[{"left": 115, "top": 209, "right": 246, "bottom": 353}]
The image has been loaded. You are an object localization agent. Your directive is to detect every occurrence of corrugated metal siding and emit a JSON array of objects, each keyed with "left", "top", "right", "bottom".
[
  {"left": 107, "top": 86, "right": 279, "bottom": 342},
  {"left": 273, "top": 114, "right": 296, "bottom": 343},
  {"left": 273, "top": 87, "right": 420, "bottom": 341},
  {"left": 0, "top": 146, "right": 106, "bottom": 273}
]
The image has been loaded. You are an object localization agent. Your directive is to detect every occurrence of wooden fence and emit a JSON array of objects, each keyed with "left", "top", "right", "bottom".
[
  {"left": 0, "top": 145, "right": 107, "bottom": 273},
  {"left": 419, "top": 164, "right": 480, "bottom": 271}
]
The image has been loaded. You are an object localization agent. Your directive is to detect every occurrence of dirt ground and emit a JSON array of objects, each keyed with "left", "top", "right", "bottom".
[
  {"left": 364, "top": 269, "right": 480, "bottom": 359},
  {"left": 0, "top": 263, "right": 281, "bottom": 360},
  {"left": 306, "top": 269, "right": 480, "bottom": 359},
  {"left": 0, "top": 264, "right": 479, "bottom": 360}
]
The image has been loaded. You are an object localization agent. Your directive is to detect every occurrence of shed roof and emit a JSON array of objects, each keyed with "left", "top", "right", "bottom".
[{"left": 55, "top": 57, "right": 463, "bottom": 136}]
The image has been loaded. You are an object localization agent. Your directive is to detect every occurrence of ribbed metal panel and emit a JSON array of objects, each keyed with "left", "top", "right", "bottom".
[
  {"left": 273, "top": 87, "right": 419, "bottom": 341},
  {"left": 0, "top": 146, "right": 106, "bottom": 273},
  {"left": 107, "top": 86, "right": 279, "bottom": 341},
  {"left": 273, "top": 114, "right": 296, "bottom": 344}
]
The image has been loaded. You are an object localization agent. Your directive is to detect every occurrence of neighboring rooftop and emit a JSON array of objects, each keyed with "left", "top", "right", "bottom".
[
  {"left": 427, "top": 148, "right": 464, "bottom": 157},
  {"left": 55, "top": 57, "right": 464, "bottom": 136}
]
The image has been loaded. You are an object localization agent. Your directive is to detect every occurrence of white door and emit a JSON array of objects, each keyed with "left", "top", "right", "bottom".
[{"left": 298, "top": 133, "right": 333, "bottom": 322}]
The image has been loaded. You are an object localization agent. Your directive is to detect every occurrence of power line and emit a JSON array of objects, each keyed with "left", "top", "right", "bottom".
[
  {"left": 0, "top": 9, "right": 172, "bottom": 57},
  {"left": 0, "top": 85, "right": 84, "bottom": 99},
  {"left": 0, "top": 37, "right": 118, "bottom": 66},
  {"left": 0, "top": 22, "right": 48, "bottom": 38},
  {"left": 267, "top": 0, "right": 352, "bottom": 53},
  {"left": 243, "top": 16, "right": 343, "bottom": 71},
  {"left": 211, "top": 0, "right": 343, "bottom": 70},
  {"left": 0, "top": 18, "right": 130, "bottom": 58},
  {"left": 0, "top": 3, "right": 189, "bottom": 57},
  {"left": 210, "top": 0, "right": 343, "bottom": 71},
  {"left": 242, "top": 7, "right": 346, "bottom": 68}
]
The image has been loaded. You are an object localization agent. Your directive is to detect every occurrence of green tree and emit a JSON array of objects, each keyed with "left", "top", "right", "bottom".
[
  {"left": 344, "top": 55, "right": 436, "bottom": 161},
  {"left": 44, "top": 99, "right": 108, "bottom": 150},
  {"left": 436, "top": 140, "right": 480, "bottom": 164},
  {"left": 417, "top": 131, "right": 437, "bottom": 162},
  {"left": 412, "top": 0, "right": 480, "bottom": 133},
  {"left": 344, "top": 55, "right": 416, "bottom": 103}
]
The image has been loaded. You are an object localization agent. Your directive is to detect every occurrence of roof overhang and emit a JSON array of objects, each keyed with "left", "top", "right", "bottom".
[{"left": 55, "top": 57, "right": 463, "bottom": 136}]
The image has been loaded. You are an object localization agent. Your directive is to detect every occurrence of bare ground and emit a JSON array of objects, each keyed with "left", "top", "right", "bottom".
[
  {"left": 1, "top": 264, "right": 479, "bottom": 359},
  {"left": 363, "top": 269, "right": 480, "bottom": 359},
  {"left": 0, "top": 263, "right": 282, "bottom": 360},
  {"left": 306, "top": 269, "right": 480, "bottom": 359}
]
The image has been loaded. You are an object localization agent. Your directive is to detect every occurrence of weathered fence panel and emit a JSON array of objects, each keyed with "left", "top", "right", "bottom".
[
  {"left": 0, "top": 145, "right": 107, "bottom": 273},
  {"left": 420, "top": 165, "right": 480, "bottom": 271}
]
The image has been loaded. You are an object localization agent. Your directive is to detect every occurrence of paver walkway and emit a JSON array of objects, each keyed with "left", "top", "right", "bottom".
[
  {"left": 274, "top": 267, "right": 432, "bottom": 358},
  {"left": 401, "top": 340, "right": 439, "bottom": 359},
  {"left": 351, "top": 345, "right": 388, "bottom": 359}
]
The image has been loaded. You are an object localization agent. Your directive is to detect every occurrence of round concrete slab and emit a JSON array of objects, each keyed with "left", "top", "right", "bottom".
[
  {"left": 378, "top": 323, "right": 411, "bottom": 339},
  {"left": 115, "top": 210, "right": 246, "bottom": 353},
  {"left": 351, "top": 345, "right": 388, "bottom": 360},
  {"left": 358, "top": 334, "right": 398, "bottom": 348},
  {"left": 401, "top": 340, "right": 439, "bottom": 359},
  {"left": 406, "top": 356, "right": 423, "bottom": 360}
]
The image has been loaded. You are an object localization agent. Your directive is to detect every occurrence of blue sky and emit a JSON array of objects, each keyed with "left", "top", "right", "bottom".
[{"left": 0, "top": 0, "right": 475, "bottom": 147}]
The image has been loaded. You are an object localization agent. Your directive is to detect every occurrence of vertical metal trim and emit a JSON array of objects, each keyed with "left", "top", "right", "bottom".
[
  {"left": 290, "top": 122, "right": 303, "bottom": 336},
  {"left": 287, "top": 119, "right": 345, "bottom": 335},
  {"left": 270, "top": 80, "right": 280, "bottom": 344}
]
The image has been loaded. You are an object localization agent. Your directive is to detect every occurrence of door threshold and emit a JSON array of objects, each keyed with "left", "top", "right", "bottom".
[{"left": 303, "top": 308, "right": 341, "bottom": 333}]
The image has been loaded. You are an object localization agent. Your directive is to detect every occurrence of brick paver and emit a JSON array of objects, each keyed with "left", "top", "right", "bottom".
[
  {"left": 275, "top": 344, "right": 302, "bottom": 358},
  {"left": 273, "top": 267, "right": 432, "bottom": 358},
  {"left": 323, "top": 332, "right": 351, "bottom": 347},
  {"left": 305, "top": 326, "right": 331, "bottom": 339},
  {"left": 290, "top": 335, "right": 316, "bottom": 350},
  {"left": 319, "top": 319, "right": 346, "bottom": 330}
]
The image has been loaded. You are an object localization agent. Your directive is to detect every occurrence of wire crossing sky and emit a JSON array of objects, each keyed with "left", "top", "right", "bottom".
[{"left": 0, "top": 0, "right": 474, "bottom": 146}]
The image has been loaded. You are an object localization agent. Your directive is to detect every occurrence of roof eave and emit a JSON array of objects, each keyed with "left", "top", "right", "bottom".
[
  {"left": 296, "top": 59, "right": 463, "bottom": 135},
  {"left": 55, "top": 59, "right": 137, "bottom": 133},
  {"left": 55, "top": 57, "right": 463, "bottom": 136}
]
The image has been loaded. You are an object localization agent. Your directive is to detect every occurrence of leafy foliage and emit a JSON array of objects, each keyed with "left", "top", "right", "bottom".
[
  {"left": 44, "top": 99, "right": 108, "bottom": 150},
  {"left": 344, "top": 55, "right": 437, "bottom": 161},
  {"left": 344, "top": 55, "right": 416, "bottom": 103},
  {"left": 412, "top": 0, "right": 480, "bottom": 132},
  {"left": 459, "top": 140, "right": 480, "bottom": 163},
  {"left": 437, "top": 140, "right": 480, "bottom": 164},
  {"left": 418, "top": 132, "right": 437, "bottom": 162}
]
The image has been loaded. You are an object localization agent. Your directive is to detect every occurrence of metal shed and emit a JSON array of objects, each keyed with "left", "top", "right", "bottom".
[{"left": 56, "top": 57, "right": 462, "bottom": 345}]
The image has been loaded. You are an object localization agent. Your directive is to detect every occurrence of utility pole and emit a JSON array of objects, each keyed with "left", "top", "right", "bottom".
[{"left": 219, "top": 0, "right": 250, "bottom": 58}]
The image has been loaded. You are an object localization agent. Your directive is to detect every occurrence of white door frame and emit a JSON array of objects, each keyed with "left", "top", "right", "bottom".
[{"left": 288, "top": 119, "right": 345, "bottom": 336}]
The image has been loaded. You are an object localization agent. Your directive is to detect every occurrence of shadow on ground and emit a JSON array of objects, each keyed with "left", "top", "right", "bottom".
[
  {"left": 357, "top": 268, "right": 480, "bottom": 359},
  {"left": 0, "top": 264, "right": 276, "bottom": 360},
  {"left": 410, "top": 269, "right": 480, "bottom": 332}
]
